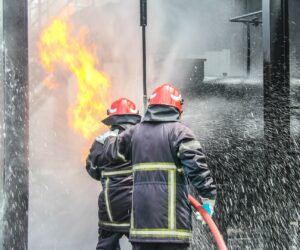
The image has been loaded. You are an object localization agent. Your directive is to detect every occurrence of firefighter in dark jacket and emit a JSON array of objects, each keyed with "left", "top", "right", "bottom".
[
  {"left": 86, "top": 97, "right": 141, "bottom": 250},
  {"left": 100, "top": 84, "right": 217, "bottom": 250}
]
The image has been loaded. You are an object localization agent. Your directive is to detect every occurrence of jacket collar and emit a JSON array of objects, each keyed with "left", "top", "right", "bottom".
[
  {"left": 111, "top": 123, "right": 134, "bottom": 132},
  {"left": 143, "top": 105, "right": 181, "bottom": 122},
  {"left": 102, "top": 114, "right": 141, "bottom": 126}
]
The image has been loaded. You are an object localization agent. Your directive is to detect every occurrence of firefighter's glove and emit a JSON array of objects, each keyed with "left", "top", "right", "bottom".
[
  {"left": 192, "top": 207, "right": 203, "bottom": 221},
  {"left": 95, "top": 129, "right": 118, "bottom": 144},
  {"left": 201, "top": 198, "right": 215, "bottom": 216}
]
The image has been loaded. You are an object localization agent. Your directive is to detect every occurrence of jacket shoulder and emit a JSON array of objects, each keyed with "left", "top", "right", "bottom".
[
  {"left": 168, "top": 121, "right": 195, "bottom": 135},
  {"left": 167, "top": 122, "right": 197, "bottom": 147},
  {"left": 95, "top": 129, "right": 119, "bottom": 144}
]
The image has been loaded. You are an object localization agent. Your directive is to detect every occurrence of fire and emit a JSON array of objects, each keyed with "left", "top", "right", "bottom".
[{"left": 38, "top": 16, "right": 111, "bottom": 139}]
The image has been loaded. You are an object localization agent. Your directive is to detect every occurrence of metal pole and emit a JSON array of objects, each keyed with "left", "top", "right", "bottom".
[
  {"left": 140, "top": 0, "right": 147, "bottom": 112},
  {"left": 1, "top": 0, "right": 29, "bottom": 249},
  {"left": 0, "top": 0, "right": 3, "bottom": 246},
  {"left": 263, "top": 0, "right": 290, "bottom": 158},
  {"left": 263, "top": 0, "right": 290, "bottom": 248},
  {"left": 246, "top": 23, "right": 251, "bottom": 76}
]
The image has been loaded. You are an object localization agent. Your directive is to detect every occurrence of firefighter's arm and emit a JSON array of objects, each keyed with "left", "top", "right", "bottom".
[
  {"left": 173, "top": 124, "right": 217, "bottom": 200},
  {"left": 85, "top": 141, "right": 104, "bottom": 180},
  {"left": 103, "top": 125, "right": 135, "bottom": 163}
]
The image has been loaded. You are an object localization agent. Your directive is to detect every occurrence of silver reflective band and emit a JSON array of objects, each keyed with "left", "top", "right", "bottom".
[
  {"left": 87, "top": 159, "right": 98, "bottom": 170},
  {"left": 117, "top": 151, "right": 126, "bottom": 162},
  {"left": 95, "top": 130, "right": 118, "bottom": 144},
  {"left": 102, "top": 169, "right": 132, "bottom": 177},
  {"left": 130, "top": 229, "right": 191, "bottom": 238},
  {"left": 178, "top": 140, "right": 201, "bottom": 157},
  {"left": 100, "top": 221, "right": 130, "bottom": 227}
]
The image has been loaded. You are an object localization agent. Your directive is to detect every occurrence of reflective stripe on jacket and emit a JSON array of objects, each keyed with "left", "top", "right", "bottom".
[
  {"left": 86, "top": 125, "right": 134, "bottom": 233},
  {"left": 104, "top": 118, "right": 217, "bottom": 243}
]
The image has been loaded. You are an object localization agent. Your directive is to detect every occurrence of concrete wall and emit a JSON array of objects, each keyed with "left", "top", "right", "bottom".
[{"left": 203, "top": 50, "right": 231, "bottom": 76}]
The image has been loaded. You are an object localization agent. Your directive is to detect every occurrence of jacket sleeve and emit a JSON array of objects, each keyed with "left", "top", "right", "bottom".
[
  {"left": 85, "top": 140, "right": 105, "bottom": 181},
  {"left": 171, "top": 123, "right": 217, "bottom": 199},
  {"left": 103, "top": 125, "right": 136, "bottom": 163}
]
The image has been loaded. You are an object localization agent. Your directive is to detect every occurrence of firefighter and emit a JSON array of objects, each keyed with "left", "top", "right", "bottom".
[
  {"left": 86, "top": 97, "right": 141, "bottom": 250},
  {"left": 101, "top": 84, "right": 217, "bottom": 250}
]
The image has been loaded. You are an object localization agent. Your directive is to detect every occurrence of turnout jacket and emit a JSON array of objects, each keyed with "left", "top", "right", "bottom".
[
  {"left": 86, "top": 115, "right": 141, "bottom": 233},
  {"left": 103, "top": 106, "right": 217, "bottom": 244}
]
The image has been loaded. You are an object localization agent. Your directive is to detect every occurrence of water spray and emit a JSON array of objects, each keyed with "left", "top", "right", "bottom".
[
  {"left": 1, "top": 1, "right": 29, "bottom": 249},
  {"left": 188, "top": 195, "right": 228, "bottom": 250}
]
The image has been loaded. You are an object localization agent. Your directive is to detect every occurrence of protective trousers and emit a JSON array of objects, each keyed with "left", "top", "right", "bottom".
[
  {"left": 96, "top": 229, "right": 126, "bottom": 250},
  {"left": 132, "top": 243, "right": 189, "bottom": 250}
]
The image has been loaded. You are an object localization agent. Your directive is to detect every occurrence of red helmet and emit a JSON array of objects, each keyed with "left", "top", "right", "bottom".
[
  {"left": 148, "top": 83, "right": 183, "bottom": 113},
  {"left": 107, "top": 98, "right": 139, "bottom": 116}
]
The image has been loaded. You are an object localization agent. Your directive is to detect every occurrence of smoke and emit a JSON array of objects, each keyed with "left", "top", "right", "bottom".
[
  {"left": 27, "top": 1, "right": 266, "bottom": 249},
  {"left": 147, "top": 0, "right": 247, "bottom": 85}
]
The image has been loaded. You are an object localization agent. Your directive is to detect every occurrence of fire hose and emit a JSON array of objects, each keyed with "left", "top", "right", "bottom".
[{"left": 188, "top": 195, "right": 228, "bottom": 250}]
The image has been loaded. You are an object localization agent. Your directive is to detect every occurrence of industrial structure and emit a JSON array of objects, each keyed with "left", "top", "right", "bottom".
[{"left": 0, "top": 0, "right": 300, "bottom": 249}]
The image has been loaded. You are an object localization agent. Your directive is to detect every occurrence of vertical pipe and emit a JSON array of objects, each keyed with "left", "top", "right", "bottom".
[
  {"left": 263, "top": 0, "right": 290, "bottom": 158},
  {"left": 263, "top": 0, "right": 290, "bottom": 248},
  {"left": 142, "top": 26, "right": 147, "bottom": 112},
  {"left": 246, "top": 23, "right": 251, "bottom": 76},
  {"left": 0, "top": 0, "right": 4, "bottom": 246},
  {"left": 140, "top": 0, "right": 147, "bottom": 112},
  {"left": 1, "top": 0, "right": 29, "bottom": 249}
]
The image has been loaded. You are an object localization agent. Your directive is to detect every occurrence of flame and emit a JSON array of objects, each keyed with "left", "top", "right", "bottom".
[{"left": 38, "top": 16, "right": 111, "bottom": 139}]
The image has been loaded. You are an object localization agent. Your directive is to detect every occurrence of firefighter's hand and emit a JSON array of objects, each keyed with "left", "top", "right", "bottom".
[
  {"left": 95, "top": 130, "right": 118, "bottom": 144},
  {"left": 201, "top": 198, "right": 215, "bottom": 216}
]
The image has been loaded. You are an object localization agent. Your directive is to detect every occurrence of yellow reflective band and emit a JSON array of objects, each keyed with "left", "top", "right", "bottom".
[
  {"left": 101, "top": 169, "right": 132, "bottom": 177},
  {"left": 133, "top": 164, "right": 177, "bottom": 172},
  {"left": 133, "top": 163, "right": 183, "bottom": 173},
  {"left": 133, "top": 163, "right": 179, "bottom": 230},
  {"left": 168, "top": 170, "right": 176, "bottom": 229},
  {"left": 131, "top": 175, "right": 135, "bottom": 229},
  {"left": 130, "top": 209, "right": 134, "bottom": 229},
  {"left": 117, "top": 152, "right": 126, "bottom": 162},
  {"left": 134, "top": 162, "right": 175, "bottom": 166},
  {"left": 100, "top": 221, "right": 130, "bottom": 227},
  {"left": 104, "top": 178, "right": 114, "bottom": 222},
  {"left": 130, "top": 229, "right": 191, "bottom": 238}
]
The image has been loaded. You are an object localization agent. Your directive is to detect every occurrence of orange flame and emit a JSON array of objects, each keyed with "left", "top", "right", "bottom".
[{"left": 38, "top": 16, "right": 111, "bottom": 139}]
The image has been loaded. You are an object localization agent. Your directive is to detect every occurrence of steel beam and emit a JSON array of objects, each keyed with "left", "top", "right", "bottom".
[
  {"left": 246, "top": 23, "right": 251, "bottom": 76},
  {"left": 230, "top": 10, "right": 262, "bottom": 23},
  {"left": 0, "top": 0, "right": 29, "bottom": 249},
  {"left": 263, "top": 0, "right": 290, "bottom": 248}
]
